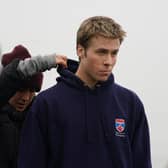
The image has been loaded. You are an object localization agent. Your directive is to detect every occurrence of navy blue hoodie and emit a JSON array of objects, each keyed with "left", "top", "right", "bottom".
[{"left": 18, "top": 59, "right": 152, "bottom": 168}]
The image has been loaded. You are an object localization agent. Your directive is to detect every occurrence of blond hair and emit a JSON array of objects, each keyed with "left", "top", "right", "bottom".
[{"left": 77, "top": 16, "right": 126, "bottom": 49}]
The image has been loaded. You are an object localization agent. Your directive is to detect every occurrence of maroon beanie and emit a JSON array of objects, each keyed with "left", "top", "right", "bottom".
[{"left": 2, "top": 45, "right": 43, "bottom": 92}]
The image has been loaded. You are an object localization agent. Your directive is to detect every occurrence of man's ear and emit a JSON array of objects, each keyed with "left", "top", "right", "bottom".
[{"left": 77, "top": 44, "right": 85, "bottom": 60}]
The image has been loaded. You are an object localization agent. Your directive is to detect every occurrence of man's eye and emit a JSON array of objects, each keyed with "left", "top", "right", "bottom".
[
  {"left": 112, "top": 50, "right": 119, "bottom": 56},
  {"left": 112, "top": 51, "right": 118, "bottom": 56},
  {"left": 29, "top": 88, "right": 35, "bottom": 92}
]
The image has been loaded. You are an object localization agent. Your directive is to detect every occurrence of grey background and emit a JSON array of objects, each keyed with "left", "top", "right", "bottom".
[{"left": 0, "top": 0, "right": 168, "bottom": 167}]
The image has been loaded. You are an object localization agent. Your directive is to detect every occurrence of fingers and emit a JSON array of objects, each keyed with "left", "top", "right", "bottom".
[{"left": 55, "top": 55, "right": 68, "bottom": 68}]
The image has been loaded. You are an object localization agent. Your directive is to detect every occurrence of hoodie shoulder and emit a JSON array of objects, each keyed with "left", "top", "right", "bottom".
[
  {"left": 113, "top": 83, "right": 144, "bottom": 107},
  {"left": 114, "top": 83, "right": 136, "bottom": 96},
  {"left": 36, "top": 84, "right": 58, "bottom": 100}
]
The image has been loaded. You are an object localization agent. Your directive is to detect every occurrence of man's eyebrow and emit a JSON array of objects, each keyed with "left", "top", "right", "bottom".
[
  {"left": 95, "top": 48, "right": 119, "bottom": 53},
  {"left": 95, "top": 48, "right": 109, "bottom": 52}
]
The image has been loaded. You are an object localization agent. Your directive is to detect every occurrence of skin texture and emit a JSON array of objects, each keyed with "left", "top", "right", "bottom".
[
  {"left": 76, "top": 35, "right": 120, "bottom": 88},
  {"left": 8, "top": 89, "right": 35, "bottom": 112},
  {"left": 55, "top": 55, "right": 67, "bottom": 68}
]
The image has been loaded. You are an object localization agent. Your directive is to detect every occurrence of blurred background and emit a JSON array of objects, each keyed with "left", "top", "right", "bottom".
[{"left": 0, "top": 0, "right": 168, "bottom": 167}]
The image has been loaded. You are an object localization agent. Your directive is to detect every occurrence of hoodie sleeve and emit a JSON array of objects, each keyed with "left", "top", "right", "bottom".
[
  {"left": 18, "top": 96, "right": 48, "bottom": 168},
  {"left": 131, "top": 97, "right": 152, "bottom": 168},
  {"left": 17, "top": 54, "right": 57, "bottom": 79}
]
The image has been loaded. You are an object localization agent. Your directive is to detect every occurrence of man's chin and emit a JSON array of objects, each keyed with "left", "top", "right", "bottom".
[
  {"left": 98, "top": 76, "right": 109, "bottom": 82},
  {"left": 16, "top": 106, "right": 27, "bottom": 112}
]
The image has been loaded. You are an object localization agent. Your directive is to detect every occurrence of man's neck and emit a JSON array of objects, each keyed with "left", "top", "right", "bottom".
[{"left": 75, "top": 67, "right": 97, "bottom": 88}]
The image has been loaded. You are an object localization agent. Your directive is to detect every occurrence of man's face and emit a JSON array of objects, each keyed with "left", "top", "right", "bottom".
[
  {"left": 8, "top": 89, "right": 35, "bottom": 112},
  {"left": 77, "top": 35, "right": 120, "bottom": 86}
]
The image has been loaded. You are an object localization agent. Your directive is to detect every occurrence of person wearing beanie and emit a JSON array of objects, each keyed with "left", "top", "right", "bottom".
[
  {"left": 0, "top": 45, "right": 67, "bottom": 168},
  {"left": 0, "top": 45, "right": 67, "bottom": 107}
]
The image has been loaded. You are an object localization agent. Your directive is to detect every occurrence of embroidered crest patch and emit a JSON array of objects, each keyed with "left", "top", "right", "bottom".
[{"left": 115, "top": 118, "right": 125, "bottom": 133}]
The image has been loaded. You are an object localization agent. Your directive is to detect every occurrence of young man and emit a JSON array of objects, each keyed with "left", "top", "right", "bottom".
[
  {"left": 18, "top": 16, "right": 152, "bottom": 168},
  {"left": 0, "top": 45, "right": 67, "bottom": 168}
]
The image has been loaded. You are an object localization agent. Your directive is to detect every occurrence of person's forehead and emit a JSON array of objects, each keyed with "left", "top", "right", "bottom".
[{"left": 89, "top": 36, "right": 120, "bottom": 49}]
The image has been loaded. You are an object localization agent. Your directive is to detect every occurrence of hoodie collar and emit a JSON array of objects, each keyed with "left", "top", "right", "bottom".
[{"left": 57, "top": 59, "right": 115, "bottom": 89}]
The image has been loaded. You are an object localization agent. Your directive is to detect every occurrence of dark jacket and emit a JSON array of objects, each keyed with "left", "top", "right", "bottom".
[
  {"left": 0, "top": 104, "right": 29, "bottom": 168},
  {"left": 18, "top": 60, "right": 152, "bottom": 168},
  {"left": 0, "top": 59, "right": 32, "bottom": 168}
]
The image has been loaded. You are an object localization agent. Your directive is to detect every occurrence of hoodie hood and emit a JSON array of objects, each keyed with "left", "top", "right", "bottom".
[{"left": 56, "top": 59, "right": 114, "bottom": 90}]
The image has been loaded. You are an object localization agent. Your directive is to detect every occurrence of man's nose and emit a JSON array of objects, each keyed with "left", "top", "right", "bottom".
[
  {"left": 103, "top": 54, "right": 113, "bottom": 66},
  {"left": 21, "top": 91, "right": 31, "bottom": 101}
]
